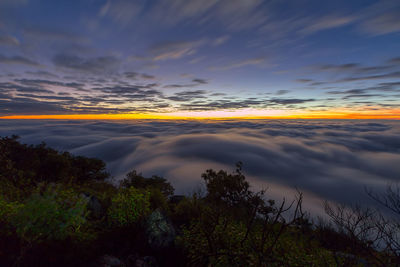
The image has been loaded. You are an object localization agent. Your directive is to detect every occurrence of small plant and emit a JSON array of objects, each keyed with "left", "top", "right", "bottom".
[{"left": 108, "top": 186, "right": 151, "bottom": 226}]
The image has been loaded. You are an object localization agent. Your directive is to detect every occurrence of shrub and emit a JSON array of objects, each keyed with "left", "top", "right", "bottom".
[
  {"left": 0, "top": 135, "right": 109, "bottom": 188},
  {"left": 120, "top": 170, "right": 174, "bottom": 197},
  {"left": 202, "top": 162, "right": 251, "bottom": 207},
  {"left": 172, "top": 194, "right": 203, "bottom": 227},
  {"left": 0, "top": 196, "right": 23, "bottom": 234},
  {"left": 9, "top": 185, "right": 88, "bottom": 243},
  {"left": 179, "top": 208, "right": 338, "bottom": 266},
  {"left": 108, "top": 187, "right": 150, "bottom": 227},
  {"left": 148, "top": 187, "right": 169, "bottom": 212}
]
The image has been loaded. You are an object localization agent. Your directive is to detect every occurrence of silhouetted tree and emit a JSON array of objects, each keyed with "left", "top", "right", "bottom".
[{"left": 120, "top": 170, "right": 174, "bottom": 197}]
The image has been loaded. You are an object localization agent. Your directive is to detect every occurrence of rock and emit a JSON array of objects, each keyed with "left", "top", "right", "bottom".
[
  {"left": 127, "top": 254, "right": 158, "bottom": 267},
  {"left": 81, "top": 193, "right": 104, "bottom": 219},
  {"left": 135, "top": 256, "right": 158, "bottom": 267},
  {"left": 145, "top": 209, "right": 176, "bottom": 249},
  {"left": 99, "top": 255, "right": 122, "bottom": 267}
]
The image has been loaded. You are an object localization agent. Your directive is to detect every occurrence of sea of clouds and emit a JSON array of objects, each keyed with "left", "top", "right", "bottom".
[{"left": 1, "top": 119, "right": 399, "bottom": 215}]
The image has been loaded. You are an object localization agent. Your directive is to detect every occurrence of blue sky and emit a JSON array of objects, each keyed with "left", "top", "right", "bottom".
[{"left": 0, "top": 0, "right": 400, "bottom": 118}]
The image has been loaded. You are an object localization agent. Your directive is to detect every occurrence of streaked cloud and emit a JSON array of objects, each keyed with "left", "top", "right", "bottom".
[
  {"left": 209, "top": 57, "right": 266, "bottom": 71},
  {"left": 99, "top": 0, "right": 144, "bottom": 25},
  {"left": 149, "top": 40, "right": 204, "bottom": 61}
]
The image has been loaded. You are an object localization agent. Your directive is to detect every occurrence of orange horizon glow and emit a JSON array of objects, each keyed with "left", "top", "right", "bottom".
[{"left": 1, "top": 108, "right": 400, "bottom": 120}]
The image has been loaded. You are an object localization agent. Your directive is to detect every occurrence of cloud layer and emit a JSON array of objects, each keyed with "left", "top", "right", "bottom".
[{"left": 1, "top": 119, "right": 399, "bottom": 214}]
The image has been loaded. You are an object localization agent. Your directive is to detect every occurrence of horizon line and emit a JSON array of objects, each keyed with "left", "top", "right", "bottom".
[{"left": 1, "top": 113, "right": 400, "bottom": 120}]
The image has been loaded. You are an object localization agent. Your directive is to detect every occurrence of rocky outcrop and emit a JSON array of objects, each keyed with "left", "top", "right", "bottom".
[
  {"left": 81, "top": 193, "right": 104, "bottom": 219},
  {"left": 145, "top": 209, "right": 176, "bottom": 250}
]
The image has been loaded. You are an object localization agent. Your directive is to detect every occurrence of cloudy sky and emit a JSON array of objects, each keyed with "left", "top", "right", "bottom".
[{"left": 0, "top": 0, "right": 400, "bottom": 118}]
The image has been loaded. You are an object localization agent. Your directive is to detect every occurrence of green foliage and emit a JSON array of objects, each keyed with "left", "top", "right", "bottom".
[
  {"left": 0, "top": 135, "right": 109, "bottom": 194},
  {"left": 0, "top": 196, "right": 23, "bottom": 230},
  {"left": 7, "top": 185, "right": 88, "bottom": 243},
  {"left": 178, "top": 214, "right": 248, "bottom": 266},
  {"left": 172, "top": 194, "right": 203, "bottom": 227},
  {"left": 108, "top": 187, "right": 150, "bottom": 226},
  {"left": 179, "top": 214, "right": 338, "bottom": 266},
  {"left": 148, "top": 187, "right": 169, "bottom": 212},
  {"left": 120, "top": 170, "right": 174, "bottom": 197},
  {"left": 177, "top": 163, "right": 338, "bottom": 266}
]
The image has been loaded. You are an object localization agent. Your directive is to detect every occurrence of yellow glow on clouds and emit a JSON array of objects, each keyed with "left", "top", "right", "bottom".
[{"left": 0, "top": 107, "right": 399, "bottom": 120}]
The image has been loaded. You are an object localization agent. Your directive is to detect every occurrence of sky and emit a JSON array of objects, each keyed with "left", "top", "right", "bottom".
[{"left": 0, "top": 0, "right": 400, "bottom": 119}]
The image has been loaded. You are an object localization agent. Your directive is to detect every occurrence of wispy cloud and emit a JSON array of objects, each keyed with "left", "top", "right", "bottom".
[
  {"left": 209, "top": 57, "right": 266, "bottom": 71},
  {"left": 98, "top": 0, "right": 144, "bottom": 25},
  {"left": 149, "top": 40, "right": 204, "bottom": 61}
]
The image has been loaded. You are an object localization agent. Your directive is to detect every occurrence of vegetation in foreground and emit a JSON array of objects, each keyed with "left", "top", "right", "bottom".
[{"left": 0, "top": 135, "right": 399, "bottom": 266}]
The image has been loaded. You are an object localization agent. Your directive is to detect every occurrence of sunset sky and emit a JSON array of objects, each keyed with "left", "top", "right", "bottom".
[{"left": 1, "top": 0, "right": 400, "bottom": 119}]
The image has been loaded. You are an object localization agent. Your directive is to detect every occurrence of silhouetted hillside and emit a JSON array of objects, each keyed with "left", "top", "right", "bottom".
[{"left": 0, "top": 136, "right": 398, "bottom": 266}]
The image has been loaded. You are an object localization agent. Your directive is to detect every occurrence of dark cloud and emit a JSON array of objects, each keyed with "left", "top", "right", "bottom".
[
  {"left": 141, "top": 73, "right": 155, "bottom": 79},
  {"left": 275, "top": 90, "right": 290, "bottom": 95},
  {"left": 166, "top": 90, "right": 207, "bottom": 102},
  {"left": 299, "top": 59, "right": 400, "bottom": 95},
  {"left": 311, "top": 60, "right": 400, "bottom": 78},
  {"left": 25, "top": 71, "right": 59, "bottom": 78},
  {"left": 326, "top": 82, "right": 400, "bottom": 98},
  {"left": 0, "top": 82, "right": 54, "bottom": 94},
  {"left": 387, "top": 57, "right": 400, "bottom": 65},
  {"left": 0, "top": 54, "right": 39, "bottom": 66},
  {"left": 95, "top": 84, "right": 161, "bottom": 96},
  {"left": 15, "top": 93, "right": 77, "bottom": 101},
  {"left": 296, "top": 79, "right": 313, "bottom": 83},
  {"left": 339, "top": 72, "right": 400, "bottom": 82},
  {"left": 270, "top": 98, "right": 315, "bottom": 105},
  {"left": 163, "top": 84, "right": 197, "bottom": 89},
  {"left": 52, "top": 53, "right": 120, "bottom": 73},
  {"left": 343, "top": 94, "right": 382, "bottom": 99},
  {"left": 0, "top": 98, "right": 70, "bottom": 115},
  {"left": 123, "top": 72, "right": 139, "bottom": 79},
  {"left": 192, "top": 78, "right": 208, "bottom": 84},
  {"left": 319, "top": 63, "right": 359, "bottom": 71},
  {"left": 180, "top": 99, "right": 266, "bottom": 110},
  {"left": 14, "top": 79, "right": 84, "bottom": 89},
  {"left": 124, "top": 72, "right": 156, "bottom": 80},
  {"left": 210, "top": 92, "right": 226, "bottom": 96}
]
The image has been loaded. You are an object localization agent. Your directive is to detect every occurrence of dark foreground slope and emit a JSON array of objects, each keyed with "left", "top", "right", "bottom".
[{"left": 0, "top": 136, "right": 398, "bottom": 266}]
